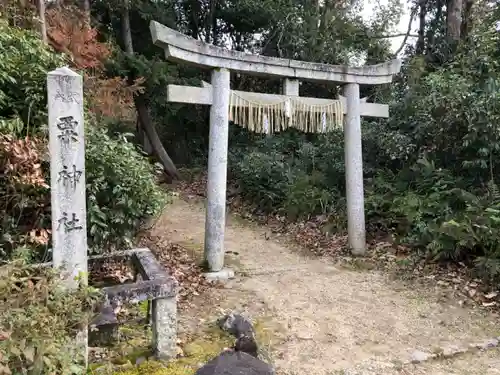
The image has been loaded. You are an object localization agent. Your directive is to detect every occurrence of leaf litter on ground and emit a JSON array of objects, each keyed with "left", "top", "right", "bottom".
[{"left": 172, "top": 171, "right": 500, "bottom": 314}]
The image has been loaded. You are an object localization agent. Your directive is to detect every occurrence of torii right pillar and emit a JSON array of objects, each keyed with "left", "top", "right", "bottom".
[{"left": 343, "top": 83, "right": 366, "bottom": 255}]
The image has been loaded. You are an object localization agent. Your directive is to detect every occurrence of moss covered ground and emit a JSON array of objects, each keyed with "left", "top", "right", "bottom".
[{"left": 89, "top": 315, "right": 276, "bottom": 375}]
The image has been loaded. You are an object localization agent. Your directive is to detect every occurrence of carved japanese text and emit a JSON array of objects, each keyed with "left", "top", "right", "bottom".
[{"left": 56, "top": 116, "right": 79, "bottom": 144}]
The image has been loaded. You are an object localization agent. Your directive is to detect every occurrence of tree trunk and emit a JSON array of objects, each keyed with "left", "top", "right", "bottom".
[
  {"left": 121, "top": 0, "right": 134, "bottom": 54},
  {"left": 120, "top": 0, "right": 179, "bottom": 179},
  {"left": 134, "top": 95, "right": 179, "bottom": 179},
  {"left": 416, "top": 0, "right": 426, "bottom": 55},
  {"left": 81, "top": 0, "right": 90, "bottom": 12},
  {"left": 461, "top": 0, "right": 474, "bottom": 40},
  {"left": 306, "top": 0, "right": 321, "bottom": 59},
  {"left": 136, "top": 119, "right": 153, "bottom": 154},
  {"left": 183, "top": 0, "right": 201, "bottom": 39},
  {"left": 80, "top": 0, "right": 90, "bottom": 24},
  {"left": 37, "top": 0, "right": 47, "bottom": 44},
  {"left": 446, "top": 0, "right": 463, "bottom": 42},
  {"left": 426, "top": 0, "right": 444, "bottom": 62}
]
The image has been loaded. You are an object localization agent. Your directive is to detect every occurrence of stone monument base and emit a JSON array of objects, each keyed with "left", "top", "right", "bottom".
[
  {"left": 203, "top": 268, "right": 235, "bottom": 283},
  {"left": 87, "top": 248, "right": 179, "bottom": 360}
]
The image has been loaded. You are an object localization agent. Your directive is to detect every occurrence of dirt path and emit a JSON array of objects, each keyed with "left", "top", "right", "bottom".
[{"left": 151, "top": 197, "right": 500, "bottom": 375}]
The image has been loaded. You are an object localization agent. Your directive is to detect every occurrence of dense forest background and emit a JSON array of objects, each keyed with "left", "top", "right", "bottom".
[{"left": 2, "top": 0, "right": 500, "bottom": 281}]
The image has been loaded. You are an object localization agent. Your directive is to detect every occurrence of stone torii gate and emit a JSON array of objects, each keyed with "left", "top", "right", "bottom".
[{"left": 150, "top": 21, "right": 401, "bottom": 278}]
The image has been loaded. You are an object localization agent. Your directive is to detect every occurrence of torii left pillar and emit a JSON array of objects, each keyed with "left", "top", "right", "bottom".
[
  {"left": 203, "top": 68, "right": 234, "bottom": 281},
  {"left": 343, "top": 83, "right": 365, "bottom": 255}
]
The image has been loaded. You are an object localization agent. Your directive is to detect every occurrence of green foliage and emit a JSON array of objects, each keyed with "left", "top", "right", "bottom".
[
  {"left": 0, "top": 260, "right": 102, "bottom": 375},
  {"left": 0, "top": 21, "right": 65, "bottom": 135},
  {"left": 231, "top": 148, "right": 291, "bottom": 211},
  {"left": 230, "top": 129, "right": 345, "bottom": 219},
  {"left": 86, "top": 122, "right": 168, "bottom": 253}
]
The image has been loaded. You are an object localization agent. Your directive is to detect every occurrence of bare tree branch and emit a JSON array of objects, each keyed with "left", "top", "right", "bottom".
[{"left": 393, "top": 6, "right": 418, "bottom": 56}]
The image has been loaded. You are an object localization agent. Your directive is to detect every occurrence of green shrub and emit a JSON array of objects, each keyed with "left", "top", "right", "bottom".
[
  {"left": 229, "top": 130, "right": 345, "bottom": 218},
  {"left": 86, "top": 123, "right": 168, "bottom": 253},
  {"left": 284, "top": 171, "right": 337, "bottom": 220},
  {"left": 364, "top": 161, "right": 500, "bottom": 282},
  {"left": 0, "top": 259, "right": 101, "bottom": 375},
  {"left": 231, "top": 149, "right": 292, "bottom": 212},
  {"left": 0, "top": 21, "right": 65, "bottom": 135},
  {"left": 425, "top": 184, "right": 500, "bottom": 262},
  {"left": 0, "top": 22, "right": 167, "bottom": 258}
]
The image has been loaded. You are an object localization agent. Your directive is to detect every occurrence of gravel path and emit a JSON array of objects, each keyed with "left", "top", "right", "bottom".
[{"left": 151, "top": 198, "right": 500, "bottom": 374}]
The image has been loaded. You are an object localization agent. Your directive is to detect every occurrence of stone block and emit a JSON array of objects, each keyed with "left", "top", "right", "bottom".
[
  {"left": 203, "top": 268, "right": 235, "bottom": 283},
  {"left": 88, "top": 248, "right": 178, "bottom": 359},
  {"left": 152, "top": 297, "right": 177, "bottom": 360}
]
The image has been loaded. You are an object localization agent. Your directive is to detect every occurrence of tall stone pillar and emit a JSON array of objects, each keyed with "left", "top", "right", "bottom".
[
  {"left": 204, "top": 68, "right": 231, "bottom": 272},
  {"left": 343, "top": 83, "right": 366, "bottom": 256}
]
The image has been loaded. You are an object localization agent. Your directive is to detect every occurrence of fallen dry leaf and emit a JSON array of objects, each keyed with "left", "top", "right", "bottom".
[
  {"left": 137, "top": 234, "right": 210, "bottom": 305},
  {"left": 172, "top": 172, "right": 500, "bottom": 315}
]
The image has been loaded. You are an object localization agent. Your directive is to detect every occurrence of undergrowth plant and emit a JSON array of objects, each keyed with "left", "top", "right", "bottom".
[
  {"left": 0, "top": 259, "right": 101, "bottom": 375},
  {"left": 0, "top": 21, "right": 65, "bottom": 135},
  {"left": 86, "top": 123, "right": 168, "bottom": 254}
]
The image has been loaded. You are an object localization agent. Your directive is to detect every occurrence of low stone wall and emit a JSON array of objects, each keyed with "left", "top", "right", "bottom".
[{"left": 89, "top": 248, "right": 179, "bottom": 360}]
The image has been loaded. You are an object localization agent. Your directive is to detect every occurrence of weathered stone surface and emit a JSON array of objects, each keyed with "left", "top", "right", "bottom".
[
  {"left": 344, "top": 82, "right": 366, "bottom": 255},
  {"left": 89, "top": 305, "right": 119, "bottom": 346},
  {"left": 217, "top": 313, "right": 254, "bottom": 337},
  {"left": 471, "top": 338, "right": 499, "bottom": 350},
  {"left": 152, "top": 20, "right": 401, "bottom": 272},
  {"left": 218, "top": 313, "right": 258, "bottom": 357},
  {"left": 410, "top": 350, "right": 435, "bottom": 363},
  {"left": 405, "top": 337, "right": 500, "bottom": 366},
  {"left": 203, "top": 268, "right": 235, "bottom": 282},
  {"left": 204, "top": 68, "right": 231, "bottom": 272},
  {"left": 152, "top": 297, "right": 177, "bottom": 360},
  {"left": 442, "top": 345, "right": 468, "bottom": 357},
  {"left": 133, "top": 248, "right": 170, "bottom": 280},
  {"left": 195, "top": 351, "right": 274, "bottom": 375},
  {"left": 234, "top": 335, "right": 259, "bottom": 358},
  {"left": 167, "top": 85, "right": 390, "bottom": 119},
  {"left": 47, "top": 67, "right": 87, "bottom": 289},
  {"left": 135, "top": 356, "right": 147, "bottom": 366},
  {"left": 102, "top": 278, "right": 177, "bottom": 306},
  {"left": 89, "top": 248, "right": 178, "bottom": 360},
  {"left": 98, "top": 248, "right": 178, "bottom": 307},
  {"left": 150, "top": 21, "right": 401, "bottom": 85},
  {"left": 47, "top": 66, "right": 88, "bottom": 367}
]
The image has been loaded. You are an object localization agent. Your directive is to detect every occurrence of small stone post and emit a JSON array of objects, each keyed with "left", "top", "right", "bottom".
[
  {"left": 343, "top": 83, "right": 366, "bottom": 256},
  {"left": 47, "top": 67, "right": 88, "bottom": 362},
  {"left": 282, "top": 78, "right": 299, "bottom": 96},
  {"left": 281, "top": 78, "right": 299, "bottom": 136},
  {"left": 204, "top": 68, "right": 231, "bottom": 274},
  {"left": 152, "top": 297, "right": 177, "bottom": 359}
]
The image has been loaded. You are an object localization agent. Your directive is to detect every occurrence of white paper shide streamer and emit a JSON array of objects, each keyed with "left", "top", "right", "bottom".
[{"left": 228, "top": 91, "right": 343, "bottom": 134}]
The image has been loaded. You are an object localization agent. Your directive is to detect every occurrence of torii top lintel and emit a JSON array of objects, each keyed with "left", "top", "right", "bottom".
[{"left": 150, "top": 21, "right": 401, "bottom": 85}]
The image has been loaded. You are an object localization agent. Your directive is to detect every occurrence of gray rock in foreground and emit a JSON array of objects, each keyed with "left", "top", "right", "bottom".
[
  {"left": 195, "top": 351, "right": 274, "bottom": 375},
  {"left": 217, "top": 313, "right": 254, "bottom": 338}
]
